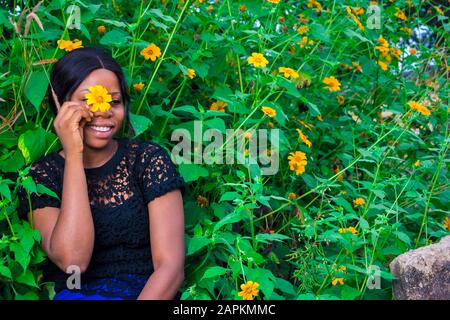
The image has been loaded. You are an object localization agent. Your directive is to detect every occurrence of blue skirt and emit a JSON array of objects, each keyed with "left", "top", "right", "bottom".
[
  {"left": 54, "top": 289, "right": 124, "bottom": 300},
  {"left": 52, "top": 274, "right": 147, "bottom": 300}
]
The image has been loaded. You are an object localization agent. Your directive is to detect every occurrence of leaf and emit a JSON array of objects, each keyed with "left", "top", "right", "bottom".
[
  {"left": 219, "top": 192, "right": 241, "bottom": 202},
  {"left": 17, "top": 127, "right": 49, "bottom": 164},
  {"left": 129, "top": 112, "right": 152, "bottom": 137},
  {"left": 394, "top": 231, "right": 411, "bottom": 246},
  {"left": 25, "top": 71, "right": 48, "bottom": 112},
  {"left": 213, "top": 210, "right": 248, "bottom": 233},
  {"left": 0, "top": 265, "right": 12, "bottom": 279},
  {"left": 275, "top": 277, "right": 296, "bottom": 296},
  {"left": 201, "top": 266, "right": 228, "bottom": 280},
  {"left": 10, "top": 242, "right": 30, "bottom": 271},
  {"left": 14, "top": 269, "right": 38, "bottom": 288},
  {"left": 187, "top": 236, "right": 211, "bottom": 255},
  {"left": 15, "top": 292, "right": 39, "bottom": 300},
  {"left": 255, "top": 233, "right": 290, "bottom": 244},
  {"left": 178, "top": 164, "right": 209, "bottom": 182},
  {"left": 341, "top": 285, "right": 360, "bottom": 300},
  {"left": 100, "top": 29, "right": 130, "bottom": 46}
]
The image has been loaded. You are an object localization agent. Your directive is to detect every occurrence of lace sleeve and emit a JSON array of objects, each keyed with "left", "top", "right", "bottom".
[
  {"left": 137, "top": 142, "right": 186, "bottom": 205},
  {"left": 17, "top": 159, "right": 61, "bottom": 220}
]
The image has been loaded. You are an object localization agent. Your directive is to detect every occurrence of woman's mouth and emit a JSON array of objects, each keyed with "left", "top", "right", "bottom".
[{"left": 86, "top": 125, "right": 114, "bottom": 138}]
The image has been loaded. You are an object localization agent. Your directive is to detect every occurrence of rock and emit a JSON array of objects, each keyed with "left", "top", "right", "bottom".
[{"left": 389, "top": 235, "right": 450, "bottom": 300}]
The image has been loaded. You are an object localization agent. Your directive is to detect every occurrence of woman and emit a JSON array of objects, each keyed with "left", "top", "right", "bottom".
[{"left": 17, "top": 47, "right": 186, "bottom": 300}]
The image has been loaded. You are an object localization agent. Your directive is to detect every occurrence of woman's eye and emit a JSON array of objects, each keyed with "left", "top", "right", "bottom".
[{"left": 112, "top": 100, "right": 122, "bottom": 105}]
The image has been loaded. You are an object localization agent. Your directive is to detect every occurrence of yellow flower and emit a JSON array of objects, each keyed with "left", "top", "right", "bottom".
[
  {"left": 197, "top": 195, "right": 209, "bottom": 208},
  {"left": 261, "top": 106, "right": 276, "bottom": 118},
  {"left": 414, "top": 160, "right": 420, "bottom": 167},
  {"left": 407, "top": 101, "right": 431, "bottom": 116},
  {"left": 352, "top": 6, "right": 364, "bottom": 15},
  {"left": 97, "top": 25, "right": 106, "bottom": 34},
  {"left": 57, "top": 39, "right": 83, "bottom": 52},
  {"left": 278, "top": 67, "right": 299, "bottom": 79},
  {"left": 323, "top": 76, "right": 341, "bottom": 92},
  {"left": 390, "top": 47, "right": 403, "bottom": 60},
  {"left": 133, "top": 82, "right": 145, "bottom": 91},
  {"left": 238, "top": 281, "right": 259, "bottom": 300},
  {"left": 297, "top": 36, "right": 314, "bottom": 49},
  {"left": 140, "top": 43, "right": 162, "bottom": 61},
  {"left": 338, "top": 227, "right": 357, "bottom": 235},
  {"left": 400, "top": 27, "right": 412, "bottom": 36},
  {"left": 434, "top": 6, "right": 444, "bottom": 16},
  {"left": 352, "top": 61, "right": 362, "bottom": 72},
  {"left": 377, "top": 60, "right": 388, "bottom": 71},
  {"left": 288, "top": 192, "right": 298, "bottom": 200},
  {"left": 307, "top": 0, "right": 322, "bottom": 12},
  {"left": 337, "top": 95, "right": 344, "bottom": 105},
  {"left": 444, "top": 217, "right": 450, "bottom": 231},
  {"left": 332, "top": 277, "right": 345, "bottom": 286},
  {"left": 187, "top": 68, "right": 196, "bottom": 79},
  {"left": 394, "top": 8, "right": 407, "bottom": 20},
  {"left": 297, "top": 25, "right": 309, "bottom": 35},
  {"left": 210, "top": 100, "right": 227, "bottom": 112},
  {"left": 353, "top": 198, "right": 365, "bottom": 206},
  {"left": 296, "top": 128, "right": 312, "bottom": 147},
  {"left": 247, "top": 52, "right": 269, "bottom": 68},
  {"left": 409, "top": 48, "right": 417, "bottom": 55},
  {"left": 347, "top": 226, "right": 358, "bottom": 235},
  {"left": 288, "top": 151, "right": 308, "bottom": 175},
  {"left": 239, "top": 4, "right": 247, "bottom": 12},
  {"left": 84, "top": 85, "right": 112, "bottom": 113},
  {"left": 378, "top": 35, "right": 389, "bottom": 48},
  {"left": 267, "top": 0, "right": 280, "bottom": 4}
]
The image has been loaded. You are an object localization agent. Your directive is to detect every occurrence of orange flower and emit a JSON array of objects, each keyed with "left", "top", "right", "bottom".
[
  {"left": 247, "top": 52, "right": 269, "bottom": 68},
  {"left": 140, "top": 43, "right": 162, "bottom": 61},
  {"left": 210, "top": 100, "right": 227, "bottom": 112},
  {"left": 133, "top": 82, "right": 145, "bottom": 91},
  {"left": 323, "top": 76, "right": 341, "bottom": 92},
  {"left": 261, "top": 106, "right": 277, "bottom": 118},
  {"left": 288, "top": 151, "right": 308, "bottom": 175},
  {"left": 238, "top": 281, "right": 260, "bottom": 300}
]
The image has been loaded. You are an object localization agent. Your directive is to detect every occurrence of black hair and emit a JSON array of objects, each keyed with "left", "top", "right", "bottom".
[{"left": 47, "top": 46, "right": 133, "bottom": 137}]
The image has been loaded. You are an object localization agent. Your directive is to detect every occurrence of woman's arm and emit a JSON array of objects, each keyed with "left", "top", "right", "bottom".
[
  {"left": 33, "top": 153, "right": 95, "bottom": 273},
  {"left": 137, "top": 189, "right": 185, "bottom": 300}
]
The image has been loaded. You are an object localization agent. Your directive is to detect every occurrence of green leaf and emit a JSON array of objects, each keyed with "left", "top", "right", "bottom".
[
  {"left": 129, "top": 112, "right": 152, "bottom": 137},
  {"left": 275, "top": 277, "right": 296, "bottom": 296},
  {"left": 17, "top": 127, "right": 53, "bottom": 164},
  {"left": 15, "top": 292, "right": 39, "bottom": 300},
  {"left": 341, "top": 285, "right": 360, "bottom": 300},
  {"left": 25, "top": 72, "right": 48, "bottom": 112},
  {"left": 213, "top": 210, "right": 248, "bottom": 233},
  {"left": 187, "top": 236, "right": 211, "bottom": 255},
  {"left": 0, "top": 265, "right": 12, "bottom": 279},
  {"left": 201, "top": 266, "right": 228, "bottom": 280},
  {"left": 219, "top": 192, "right": 241, "bottom": 202},
  {"left": 255, "top": 233, "right": 290, "bottom": 244},
  {"left": 179, "top": 164, "right": 209, "bottom": 182},
  {"left": 14, "top": 269, "right": 38, "bottom": 288},
  {"left": 100, "top": 29, "right": 130, "bottom": 46}
]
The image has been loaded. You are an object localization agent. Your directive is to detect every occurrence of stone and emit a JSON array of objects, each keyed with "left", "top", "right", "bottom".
[{"left": 389, "top": 235, "right": 450, "bottom": 300}]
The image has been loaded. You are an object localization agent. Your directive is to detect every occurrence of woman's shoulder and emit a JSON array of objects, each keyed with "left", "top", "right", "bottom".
[{"left": 22, "top": 151, "right": 63, "bottom": 178}]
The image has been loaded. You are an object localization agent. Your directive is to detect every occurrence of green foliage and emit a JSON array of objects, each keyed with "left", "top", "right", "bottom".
[{"left": 1, "top": 0, "right": 449, "bottom": 300}]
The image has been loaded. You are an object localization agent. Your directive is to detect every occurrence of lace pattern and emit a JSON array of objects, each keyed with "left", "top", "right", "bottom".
[{"left": 16, "top": 138, "right": 186, "bottom": 299}]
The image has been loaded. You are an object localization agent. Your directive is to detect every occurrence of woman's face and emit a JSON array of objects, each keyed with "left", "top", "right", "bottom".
[{"left": 69, "top": 68, "right": 125, "bottom": 150}]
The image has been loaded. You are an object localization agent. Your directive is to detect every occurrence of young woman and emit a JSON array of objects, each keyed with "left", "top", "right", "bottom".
[{"left": 17, "top": 47, "right": 186, "bottom": 300}]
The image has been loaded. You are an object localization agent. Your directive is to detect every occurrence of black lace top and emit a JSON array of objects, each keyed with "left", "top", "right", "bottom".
[{"left": 17, "top": 138, "right": 186, "bottom": 299}]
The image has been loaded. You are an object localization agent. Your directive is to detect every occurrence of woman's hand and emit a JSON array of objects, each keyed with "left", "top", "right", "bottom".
[{"left": 53, "top": 101, "right": 93, "bottom": 156}]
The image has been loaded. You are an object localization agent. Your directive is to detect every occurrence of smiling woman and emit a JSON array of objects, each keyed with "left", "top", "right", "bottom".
[{"left": 17, "top": 47, "right": 186, "bottom": 300}]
